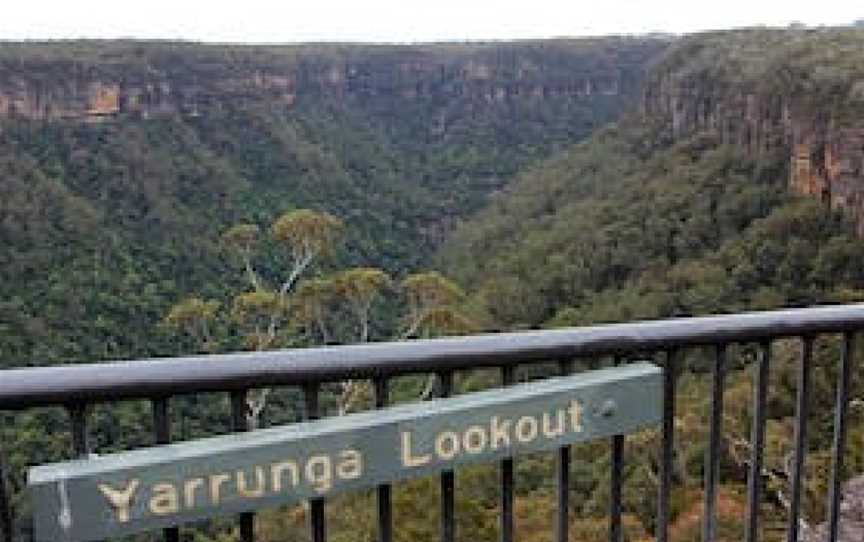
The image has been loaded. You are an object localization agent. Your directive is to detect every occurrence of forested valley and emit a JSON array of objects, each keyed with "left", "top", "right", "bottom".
[{"left": 3, "top": 27, "right": 864, "bottom": 542}]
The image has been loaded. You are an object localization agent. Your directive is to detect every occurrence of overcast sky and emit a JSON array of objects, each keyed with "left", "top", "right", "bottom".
[{"left": 1, "top": 1, "right": 862, "bottom": 43}]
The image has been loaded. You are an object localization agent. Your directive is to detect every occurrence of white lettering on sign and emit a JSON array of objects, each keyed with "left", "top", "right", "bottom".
[
  {"left": 97, "top": 480, "right": 139, "bottom": 523},
  {"left": 95, "top": 401, "right": 585, "bottom": 522},
  {"left": 98, "top": 449, "right": 364, "bottom": 520},
  {"left": 399, "top": 400, "right": 583, "bottom": 467}
]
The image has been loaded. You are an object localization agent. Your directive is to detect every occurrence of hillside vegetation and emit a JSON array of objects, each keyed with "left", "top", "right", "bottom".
[
  {"left": 441, "top": 27, "right": 864, "bottom": 329},
  {"left": 0, "top": 38, "right": 666, "bottom": 367},
  {"left": 648, "top": 27, "right": 864, "bottom": 114},
  {"left": 439, "top": 120, "right": 864, "bottom": 328}
]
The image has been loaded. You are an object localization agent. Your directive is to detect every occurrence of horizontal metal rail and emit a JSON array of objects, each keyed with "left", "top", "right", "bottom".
[{"left": 2, "top": 304, "right": 864, "bottom": 410}]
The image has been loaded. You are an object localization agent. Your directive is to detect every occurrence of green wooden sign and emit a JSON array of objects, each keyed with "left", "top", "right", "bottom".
[{"left": 29, "top": 363, "right": 662, "bottom": 541}]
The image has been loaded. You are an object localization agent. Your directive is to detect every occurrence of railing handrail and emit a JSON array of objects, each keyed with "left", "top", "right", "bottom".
[{"left": 3, "top": 303, "right": 864, "bottom": 410}]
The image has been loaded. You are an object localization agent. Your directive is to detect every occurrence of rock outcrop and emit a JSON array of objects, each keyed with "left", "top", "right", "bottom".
[
  {"left": 641, "top": 28, "right": 864, "bottom": 233},
  {"left": 805, "top": 476, "right": 864, "bottom": 542},
  {"left": 644, "top": 76, "right": 864, "bottom": 232},
  {"left": 0, "top": 39, "right": 666, "bottom": 122},
  {"left": 0, "top": 73, "right": 296, "bottom": 121}
]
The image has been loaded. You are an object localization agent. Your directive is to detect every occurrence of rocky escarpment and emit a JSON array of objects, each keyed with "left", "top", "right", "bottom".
[
  {"left": 0, "top": 39, "right": 667, "bottom": 122},
  {"left": 0, "top": 73, "right": 295, "bottom": 120},
  {"left": 641, "top": 28, "right": 864, "bottom": 233}
]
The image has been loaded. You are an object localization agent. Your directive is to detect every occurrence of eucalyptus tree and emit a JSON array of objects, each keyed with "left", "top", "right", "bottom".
[
  {"left": 163, "top": 209, "right": 473, "bottom": 426},
  {"left": 164, "top": 209, "right": 344, "bottom": 428}
]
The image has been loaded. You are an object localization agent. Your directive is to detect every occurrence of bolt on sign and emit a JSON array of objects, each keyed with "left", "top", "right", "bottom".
[{"left": 29, "top": 363, "right": 662, "bottom": 541}]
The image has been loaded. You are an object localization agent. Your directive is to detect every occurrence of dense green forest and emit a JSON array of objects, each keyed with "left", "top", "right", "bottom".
[
  {"left": 4, "top": 27, "right": 864, "bottom": 542},
  {"left": 441, "top": 26, "right": 864, "bottom": 328},
  {"left": 439, "top": 122, "right": 864, "bottom": 327},
  {"left": 0, "top": 37, "right": 665, "bottom": 368}
]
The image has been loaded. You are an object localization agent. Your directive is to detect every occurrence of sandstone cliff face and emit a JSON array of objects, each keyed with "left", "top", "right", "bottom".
[
  {"left": 0, "top": 73, "right": 295, "bottom": 120},
  {"left": 641, "top": 29, "right": 864, "bottom": 233},
  {"left": 0, "top": 68, "right": 625, "bottom": 121},
  {"left": 0, "top": 40, "right": 665, "bottom": 122}
]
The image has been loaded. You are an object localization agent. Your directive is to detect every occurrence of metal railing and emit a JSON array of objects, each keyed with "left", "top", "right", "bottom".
[{"left": 1, "top": 303, "right": 863, "bottom": 542}]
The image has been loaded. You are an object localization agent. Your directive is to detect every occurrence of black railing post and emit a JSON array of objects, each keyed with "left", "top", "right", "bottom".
[
  {"left": 68, "top": 403, "right": 96, "bottom": 542},
  {"left": 609, "top": 355, "right": 624, "bottom": 542},
  {"left": 152, "top": 397, "right": 172, "bottom": 445},
  {"left": 703, "top": 345, "right": 727, "bottom": 542},
  {"left": 152, "top": 397, "right": 180, "bottom": 542},
  {"left": 438, "top": 371, "right": 455, "bottom": 542},
  {"left": 827, "top": 333, "right": 854, "bottom": 542},
  {"left": 745, "top": 342, "right": 771, "bottom": 542},
  {"left": 69, "top": 403, "right": 90, "bottom": 458},
  {"left": 556, "top": 359, "right": 573, "bottom": 542},
  {"left": 657, "top": 349, "right": 677, "bottom": 542},
  {"left": 304, "top": 384, "right": 327, "bottom": 542},
  {"left": 609, "top": 435, "right": 624, "bottom": 542},
  {"left": 0, "top": 423, "right": 13, "bottom": 542},
  {"left": 500, "top": 365, "right": 516, "bottom": 542},
  {"left": 230, "top": 390, "right": 255, "bottom": 542},
  {"left": 374, "top": 378, "right": 393, "bottom": 542},
  {"left": 786, "top": 337, "right": 813, "bottom": 542}
]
